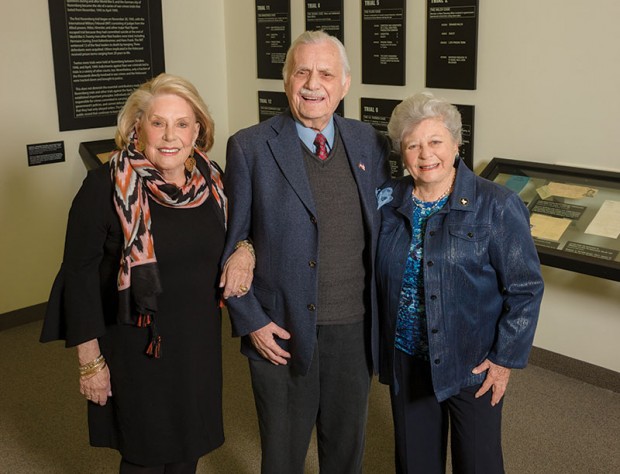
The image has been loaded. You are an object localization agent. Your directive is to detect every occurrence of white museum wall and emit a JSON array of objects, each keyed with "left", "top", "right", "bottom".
[
  {"left": 0, "top": 0, "right": 229, "bottom": 314},
  {"left": 0, "top": 0, "right": 618, "bottom": 372},
  {"left": 223, "top": 0, "right": 620, "bottom": 372}
]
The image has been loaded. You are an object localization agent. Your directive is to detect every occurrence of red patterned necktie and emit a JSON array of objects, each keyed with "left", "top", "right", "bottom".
[{"left": 313, "top": 133, "right": 328, "bottom": 160}]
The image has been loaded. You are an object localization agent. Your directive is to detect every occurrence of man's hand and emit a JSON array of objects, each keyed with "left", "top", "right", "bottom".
[{"left": 249, "top": 322, "right": 292, "bottom": 365}]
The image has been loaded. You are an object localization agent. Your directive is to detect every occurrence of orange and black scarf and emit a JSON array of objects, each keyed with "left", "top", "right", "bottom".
[{"left": 109, "top": 133, "right": 226, "bottom": 358}]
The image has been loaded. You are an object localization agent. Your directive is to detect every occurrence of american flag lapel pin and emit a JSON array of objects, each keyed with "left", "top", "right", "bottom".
[{"left": 358, "top": 162, "right": 366, "bottom": 171}]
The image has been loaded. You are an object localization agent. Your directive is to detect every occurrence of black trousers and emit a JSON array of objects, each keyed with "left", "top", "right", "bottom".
[
  {"left": 249, "top": 322, "right": 371, "bottom": 474},
  {"left": 390, "top": 350, "right": 504, "bottom": 474}
]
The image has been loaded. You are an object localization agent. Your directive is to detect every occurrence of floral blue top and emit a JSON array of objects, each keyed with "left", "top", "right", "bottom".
[{"left": 395, "top": 194, "right": 449, "bottom": 360}]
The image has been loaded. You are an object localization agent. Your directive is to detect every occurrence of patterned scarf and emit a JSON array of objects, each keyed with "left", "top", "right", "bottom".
[{"left": 109, "top": 133, "right": 226, "bottom": 358}]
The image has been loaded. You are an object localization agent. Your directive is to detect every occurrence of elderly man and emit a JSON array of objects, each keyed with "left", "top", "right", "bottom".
[{"left": 222, "top": 31, "right": 390, "bottom": 473}]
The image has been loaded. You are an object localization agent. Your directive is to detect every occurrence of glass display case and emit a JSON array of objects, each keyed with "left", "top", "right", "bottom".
[
  {"left": 79, "top": 139, "right": 116, "bottom": 170},
  {"left": 480, "top": 157, "right": 620, "bottom": 281}
]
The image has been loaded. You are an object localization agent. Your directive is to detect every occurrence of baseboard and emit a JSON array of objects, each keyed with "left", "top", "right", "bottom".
[
  {"left": 2, "top": 303, "right": 618, "bottom": 393},
  {"left": 0, "top": 303, "right": 47, "bottom": 332},
  {"left": 529, "top": 346, "right": 619, "bottom": 393}
]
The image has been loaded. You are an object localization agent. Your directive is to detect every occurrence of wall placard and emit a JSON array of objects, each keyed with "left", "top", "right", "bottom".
[
  {"left": 48, "top": 0, "right": 165, "bottom": 131},
  {"left": 27, "top": 141, "right": 65, "bottom": 167},
  {"left": 426, "top": 0, "right": 479, "bottom": 90},
  {"left": 305, "top": 0, "right": 344, "bottom": 43},
  {"left": 454, "top": 104, "right": 475, "bottom": 169},
  {"left": 256, "top": 0, "right": 291, "bottom": 79},
  {"left": 360, "top": 97, "right": 403, "bottom": 177},
  {"left": 258, "top": 91, "right": 289, "bottom": 122},
  {"left": 361, "top": 0, "right": 406, "bottom": 85},
  {"left": 258, "top": 91, "right": 344, "bottom": 122}
]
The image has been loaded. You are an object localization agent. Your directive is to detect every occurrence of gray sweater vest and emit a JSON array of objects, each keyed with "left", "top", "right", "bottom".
[{"left": 303, "top": 131, "right": 367, "bottom": 325}]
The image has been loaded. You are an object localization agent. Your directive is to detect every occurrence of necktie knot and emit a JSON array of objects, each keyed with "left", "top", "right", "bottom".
[{"left": 313, "top": 133, "right": 328, "bottom": 161}]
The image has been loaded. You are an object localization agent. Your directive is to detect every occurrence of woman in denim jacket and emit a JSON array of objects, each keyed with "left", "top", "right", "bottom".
[{"left": 376, "top": 93, "right": 544, "bottom": 474}]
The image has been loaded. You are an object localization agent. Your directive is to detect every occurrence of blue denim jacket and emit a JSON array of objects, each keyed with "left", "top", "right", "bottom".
[{"left": 376, "top": 160, "right": 544, "bottom": 402}]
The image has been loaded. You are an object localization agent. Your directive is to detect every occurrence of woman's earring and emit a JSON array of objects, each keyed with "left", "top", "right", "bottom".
[
  {"left": 185, "top": 145, "right": 196, "bottom": 173},
  {"left": 135, "top": 138, "right": 145, "bottom": 152}
]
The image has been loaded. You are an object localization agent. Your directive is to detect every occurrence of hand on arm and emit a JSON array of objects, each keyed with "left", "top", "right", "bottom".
[
  {"left": 249, "top": 322, "right": 291, "bottom": 365},
  {"left": 472, "top": 359, "right": 511, "bottom": 407},
  {"left": 77, "top": 339, "right": 112, "bottom": 406},
  {"left": 220, "top": 242, "right": 255, "bottom": 298}
]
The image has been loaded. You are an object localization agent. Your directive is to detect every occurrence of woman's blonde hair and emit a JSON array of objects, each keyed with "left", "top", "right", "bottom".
[{"left": 115, "top": 73, "right": 215, "bottom": 152}]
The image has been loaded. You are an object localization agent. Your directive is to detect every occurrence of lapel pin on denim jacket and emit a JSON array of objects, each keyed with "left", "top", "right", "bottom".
[
  {"left": 460, "top": 197, "right": 469, "bottom": 206},
  {"left": 358, "top": 162, "right": 366, "bottom": 171},
  {"left": 377, "top": 187, "right": 393, "bottom": 209}
]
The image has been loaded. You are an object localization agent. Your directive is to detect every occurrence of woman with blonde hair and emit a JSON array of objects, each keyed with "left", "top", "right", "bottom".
[{"left": 42, "top": 73, "right": 249, "bottom": 473}]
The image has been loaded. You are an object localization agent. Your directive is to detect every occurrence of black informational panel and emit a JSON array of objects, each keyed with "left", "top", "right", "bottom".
[
  {"left": 48, "top": 0, "right": 164, "bottom": 131},
  {"left": 454, "top": 104, "right": 474, "bottom": 169},
  {"left": 27, "top": 141, "right": 65, "bottom": 167},
  {"left": 79, "top": 139, "right": 117, "bottom": 170},
  {"left": 258, "top": 91, "right": 289, "bottom": 122},
  {"left": 360, "top": 98, "right": 403, "bottom": 177},
  {"left": 305, "top": 0, "right": 344, "bottom": 43},
  {"left": 426, "top": 0, "right": 479, "bottom": 90},
  {"left": 256, "top": 0, "right": 291, "bottom": 79},
  {"left": 480, "top": 157, "right": 620, "bottom": 281},
  {"left": 360, "top": 98, "right": 473, "bottom": 176},
  {"left": 361, "top": 0, "right": 406, "bottom": 85},
  {"left": 257, "top": 91, "right": 344, "bottom": 122}
]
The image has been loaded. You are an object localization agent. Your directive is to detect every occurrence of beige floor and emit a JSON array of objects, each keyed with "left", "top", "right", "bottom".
[{"left": 1, "top": 317, "right": 619, "bottom": 473}]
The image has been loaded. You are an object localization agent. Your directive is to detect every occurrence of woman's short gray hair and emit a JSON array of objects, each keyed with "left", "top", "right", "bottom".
[
  {"left": 387, "top": 92, "right": 462, "bottom": 153},
  {"left": 282, "top": 30, "right": 350, "bottom": 85}
]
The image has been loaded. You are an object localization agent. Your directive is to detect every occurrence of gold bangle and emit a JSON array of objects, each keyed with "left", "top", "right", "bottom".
[
  {"left": 79, "top": 354, "right": 104, "bottom": 373},
  {"left": 234, "top": 240, "right": 255, "bottom": 259},
  {"left": 79, "top": 360, "right": 105, "bottom": 377},
  {"left": 80, "top": 361, "right": 107, "bottom": 379}
]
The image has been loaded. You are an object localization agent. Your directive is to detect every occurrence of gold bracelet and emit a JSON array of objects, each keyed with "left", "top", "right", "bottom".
[
  {"left": 80, "top": 361, "right": 107, "bottom": 379},
  {"left": 79, "top": 359, "right": 106, "bottom": 377},
  {"left": 234, "top": 240, "right": 255, "bottom": 259},
  {"left": 79, "top": 354, "right": 104, "bottom": 371},
  {"left": 79, "top": 354, "right": 105, "bottom": 375}
]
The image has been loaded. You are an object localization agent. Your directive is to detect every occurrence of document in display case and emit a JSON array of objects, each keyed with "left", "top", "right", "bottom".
[{"left": 479, "top": 157, "right": 620, "bottom": 281}]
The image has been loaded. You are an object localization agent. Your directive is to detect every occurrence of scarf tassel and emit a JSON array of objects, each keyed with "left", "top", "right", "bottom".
[
  {"left": 137, "top": 313, "right": 152, "bottom": 327},
  {"left": 137, "top": 313, "right": 161, "bottom": 359},
  {"left": 146, "top": 335, "right": 162, "bottom": 359}
]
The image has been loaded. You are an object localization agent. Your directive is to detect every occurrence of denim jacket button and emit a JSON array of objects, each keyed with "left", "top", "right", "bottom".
[
  {"left": 434, "top": 359, "right": 441, "bottom": 364},
  {"left": 427, "top": 261, "right": 434, "bottom": 267},
  {"left": 430, "top": 294, "right": 437, "bottom": 300},
  {"left": 431, "top": 328, "right": 439, "bottom": 334}
]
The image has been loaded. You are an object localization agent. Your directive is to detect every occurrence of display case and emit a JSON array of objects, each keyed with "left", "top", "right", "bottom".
[
  {"left": 480, "top": 157, "right": 620, "bottom": 281},
  {"left": 79, "top": 139, "right": 116, "bottom": 170}
]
